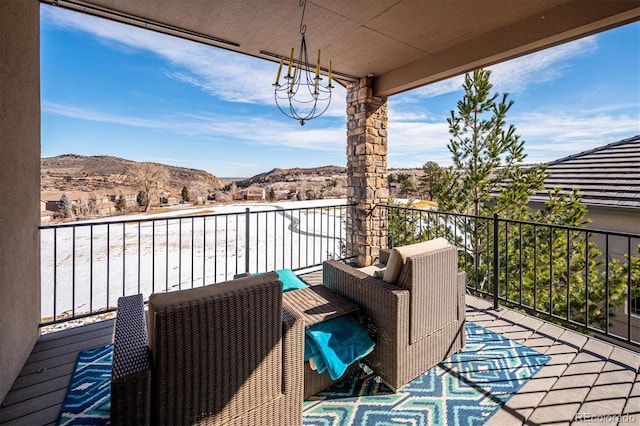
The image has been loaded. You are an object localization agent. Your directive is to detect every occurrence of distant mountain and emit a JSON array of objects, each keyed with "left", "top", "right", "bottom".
[
  {"left": 235, "top": 165, "right": 347, "bottom": 187},
  {"left": 41, "top": 154, "right": 224, "bottom": 194},
  {"left": 228, "top": 165, "right": 348, "bottom": 200}
]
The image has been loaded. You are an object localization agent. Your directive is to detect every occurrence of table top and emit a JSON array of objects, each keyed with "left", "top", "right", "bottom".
[{"left": 283, "top": 285, "right": 358, "bottom": 326}]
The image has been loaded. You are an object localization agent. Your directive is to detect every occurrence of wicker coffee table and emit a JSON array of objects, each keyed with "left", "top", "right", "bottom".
[
  {"left": 283, "top": 285, "right": 358, "bottom": 326},
  {"left": 283, "top": 285, "right": 362, "bottom": 397}
]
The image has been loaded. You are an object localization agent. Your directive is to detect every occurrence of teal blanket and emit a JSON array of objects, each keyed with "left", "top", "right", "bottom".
[
  {"left": 304, "top": 315, "right": 375, "bottom": 380},
  {"left": 255, "top": 269, "right": 374, "bottom": 380}
]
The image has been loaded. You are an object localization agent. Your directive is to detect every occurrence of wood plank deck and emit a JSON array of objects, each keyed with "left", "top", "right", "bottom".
[
  {"left": 1, "top": 271, "right": 638, "bottom": 425},
  {"left": 0, "top": 319, "right": 114, "bottom": 426}
]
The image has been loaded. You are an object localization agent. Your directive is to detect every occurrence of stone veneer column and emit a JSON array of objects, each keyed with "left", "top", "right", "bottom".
[{"left": 346, "top": 77, "right": 388, "bottom": 266}]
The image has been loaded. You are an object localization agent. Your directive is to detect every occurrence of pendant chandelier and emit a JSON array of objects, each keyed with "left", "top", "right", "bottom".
[{"left": 273, "top": 0, "right": 333, "bottom": 126}]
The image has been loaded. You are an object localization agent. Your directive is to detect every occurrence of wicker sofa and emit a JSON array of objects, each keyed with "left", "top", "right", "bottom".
[
  {"left": 110, "top": 272, "right": 305, "bottom": 426},
  {"left": 323, "top": 238, "right": 466, "bottom": 391}
]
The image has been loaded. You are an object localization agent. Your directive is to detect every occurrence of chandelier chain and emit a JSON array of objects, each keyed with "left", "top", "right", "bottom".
[{"left": 299, "top": 0, "right": 307, "bottom": 36}]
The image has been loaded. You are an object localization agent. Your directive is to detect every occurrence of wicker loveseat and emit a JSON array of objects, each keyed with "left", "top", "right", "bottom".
[
  {"left": 323, "top": 238, "right": 466, "bottom": 391},
  {"left": 110, "top": 272, "right": 305, "bottom": 426}
]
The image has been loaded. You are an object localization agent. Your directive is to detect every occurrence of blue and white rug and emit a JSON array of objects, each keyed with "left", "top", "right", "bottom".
[
  {"left": 58, "top": 322, "right": 550, "bottom": 425},
  {"left": 303, "top": 321, "right": 551, "bottom": 425},
  {"left": 58, "top": 344, "right": 112, "bottom": 425}
]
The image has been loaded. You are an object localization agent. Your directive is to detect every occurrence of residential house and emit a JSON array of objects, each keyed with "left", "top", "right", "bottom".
[
  {"left": 530, "top": 135, "right": 640, "bottom": 236},
  {"left": 42, "top": 190, "right": 116, "bottom": 218},
  {"left": 159, "top": 191, "right": 180, "bottom": 206},
  {"left": 110, "top": 188, "right": 139, "bottom": 212},
  {"left": 40, "top": 199, "right": 54, "bottom": 224},
  {"left": 239, "top": 186, "right": 266, "bottom": 201}
]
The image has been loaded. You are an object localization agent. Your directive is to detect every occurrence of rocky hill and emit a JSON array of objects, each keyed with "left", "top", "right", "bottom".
[
  {"left": 41, "top": 154, "right": 224, "bottom": 194},
  {"left": 41, "top": 155, "right": 424, "bottom": 207},
  {"left": 231, "top": 165, "right": 348, "bottom": 200},
  {"left": 235, "top": 165, "right": 346, "bottom": 187}
]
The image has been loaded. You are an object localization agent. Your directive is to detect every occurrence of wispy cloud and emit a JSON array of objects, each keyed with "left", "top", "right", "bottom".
[
  {"left": 385, "top": 102, "right": 639, "bottom": 168},
  {"left": 382, "top": 33, "right": 638, "bottom": 168},
  {"left": 513, "top": 108, "right": 640, "bottom": 162},
  {"left": 42, "top": 100, "right": 346, "bottom": 152},
  {"left": 42, "top": 6, "right": 275, "bottom": 104},
  {"left": 40, "top": 5, "right": 637, "bottom": 172},
  {"left": 412, "top": 36, "right": 598, "bottom": 98},
  {"left": 42, "top": 5, "right": 347, "bottom": 114}
]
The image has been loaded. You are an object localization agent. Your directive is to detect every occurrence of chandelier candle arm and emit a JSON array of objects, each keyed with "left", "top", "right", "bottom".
[
  {"left": 316, "top": 49, "right": 321, "bottom": 77},
  {"left": 275, "top": 57, "right": 284, "bottom": 85},
  {"left": 328, "top": 60, "right": 332, "bottom": 87},
  {"left": 287, "top": 47, "right": 294, "bottom": 77}
]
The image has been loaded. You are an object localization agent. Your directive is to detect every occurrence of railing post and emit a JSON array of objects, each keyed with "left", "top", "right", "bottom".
[
  {"left": 245, "top": 208, "right": 251, "bottom": 273},
  {"left": 493, "top": 213, "right": 500, "bottom": 310}
]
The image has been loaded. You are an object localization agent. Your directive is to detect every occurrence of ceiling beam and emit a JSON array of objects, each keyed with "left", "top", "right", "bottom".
[{"left": 374, "top": 2, "right": 640, "bottom": 97}]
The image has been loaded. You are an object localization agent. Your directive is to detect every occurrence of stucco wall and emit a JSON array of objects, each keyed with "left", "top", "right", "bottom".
[{"left": 0, "top": 1, "right": 41, "bottom": 402}]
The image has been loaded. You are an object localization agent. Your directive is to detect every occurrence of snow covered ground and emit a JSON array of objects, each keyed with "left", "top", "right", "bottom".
[{"left": 40, "top": 199, "right": 350, "bottom": 323}]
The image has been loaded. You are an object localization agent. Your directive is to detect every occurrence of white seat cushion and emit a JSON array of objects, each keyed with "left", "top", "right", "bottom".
[
  {"left": 382, "top": 238, "right": 449, "bottom": 283},
  {"left": 357, "top": 264, "right": 386, "bottom": 278}
]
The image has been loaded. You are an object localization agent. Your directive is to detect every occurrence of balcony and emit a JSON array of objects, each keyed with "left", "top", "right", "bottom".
[
  {"left": 1, "top": 202, "right": 638, "bottom": 425},
  {"left": 3, "top": 3, "right": 640, "bottom": 423}
]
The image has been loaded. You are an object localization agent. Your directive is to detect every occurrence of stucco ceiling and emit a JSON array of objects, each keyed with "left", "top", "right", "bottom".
[{"left": 46, "top": 0, "right": 640, "bottom": 96}]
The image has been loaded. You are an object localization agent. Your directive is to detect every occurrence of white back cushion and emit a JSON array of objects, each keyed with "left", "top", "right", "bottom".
[{"left": 382, "top": 238, "right": 449, "bottom": 283}]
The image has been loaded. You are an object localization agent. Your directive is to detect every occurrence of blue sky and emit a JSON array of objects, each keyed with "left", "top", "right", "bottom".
[{"left": 40, "top": 5, "right": 639, "bottom": 178}]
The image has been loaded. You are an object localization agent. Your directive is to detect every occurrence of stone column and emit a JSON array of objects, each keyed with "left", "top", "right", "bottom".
[{"left": 346, "top": 77, "right": 388, "bottom": 266}]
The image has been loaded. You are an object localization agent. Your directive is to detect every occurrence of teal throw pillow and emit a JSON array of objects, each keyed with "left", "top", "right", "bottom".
[{"left": 276, "top": 269, "right": 308, "bottom": 292}]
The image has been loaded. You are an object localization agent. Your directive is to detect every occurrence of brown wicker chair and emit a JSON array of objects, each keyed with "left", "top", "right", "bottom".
[
  {"left": 323, "top": 243, "right": 466, "bottom": 391},
  {"left": 110, "top": 272, "right": 305, "bottom": 426}
]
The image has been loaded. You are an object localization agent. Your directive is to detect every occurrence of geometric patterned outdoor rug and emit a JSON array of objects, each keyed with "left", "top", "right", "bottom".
[
  {"left": 58, "top": 321, "right": 550, "bottom": 425},
  {"left": 303, "top": 322, "right": 551, "bottom": 425},
  {"left": 57, "top": 344, "right": 112, "bottom": 425}
]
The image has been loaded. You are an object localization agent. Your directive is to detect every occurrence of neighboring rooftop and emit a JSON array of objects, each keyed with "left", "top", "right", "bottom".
[{"left": 531, "top": 135, "right": 640, "bottom": 209}]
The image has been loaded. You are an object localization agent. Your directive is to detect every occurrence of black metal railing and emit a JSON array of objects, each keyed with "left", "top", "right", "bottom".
[
  {"left": 381, "top": 204, "right": 640, "bottom": 348},
  {"left": 40, "top": 202, "right": 354, "bottom": 325}
]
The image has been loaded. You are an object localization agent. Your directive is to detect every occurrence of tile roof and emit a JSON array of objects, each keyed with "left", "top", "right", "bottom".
[{"left": 530, "top": 135, "right": 640, "bottom": 209}]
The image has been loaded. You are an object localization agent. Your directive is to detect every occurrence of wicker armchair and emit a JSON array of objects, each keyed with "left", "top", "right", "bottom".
[
  {"left": 323, "top": 243, "right": 466, "bottom": 391},
  {"left": 110, "top": 272, "right": 305, "bottom": 426}
]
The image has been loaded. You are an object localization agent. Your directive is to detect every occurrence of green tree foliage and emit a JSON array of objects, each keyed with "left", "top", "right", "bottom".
[
  {"left": 57, "top": 193, "right": 74, "bottom": 219},
  {"left": 418, "top": 161, "right": 444, "bottom": 201},
  {"left": 434, "top": 68, "right": 547, "bottom": 218},
  {"left": 399, "top": 176, "right": 414, "bottom": 198},
  {"left": 268, "top": 188, "right": 276, "bottom": 202},
  {"left": 181, "top": 186, "right": 190, "bottom": 202},
  {"left": 496, "top": 189, "right": 640, "bottom": 329},
  {"left": 389, "top": 68, "right": 639, "bottom": 332}
]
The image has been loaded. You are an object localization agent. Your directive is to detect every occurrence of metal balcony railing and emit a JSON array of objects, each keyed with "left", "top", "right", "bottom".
[
  {"left": 39, "top": 200, "right": 639, "bottom": 349},
  {"left": 380, "top": 204, "right": 640, "bottom": 348},
  {"left": 40, "top": 202, "right": 355, "bottom": 326}
]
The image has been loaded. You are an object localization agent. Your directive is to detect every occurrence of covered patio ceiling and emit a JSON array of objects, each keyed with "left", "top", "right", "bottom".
[{"left": 45, "top": 0, "right": 640, "bottom": 97}]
